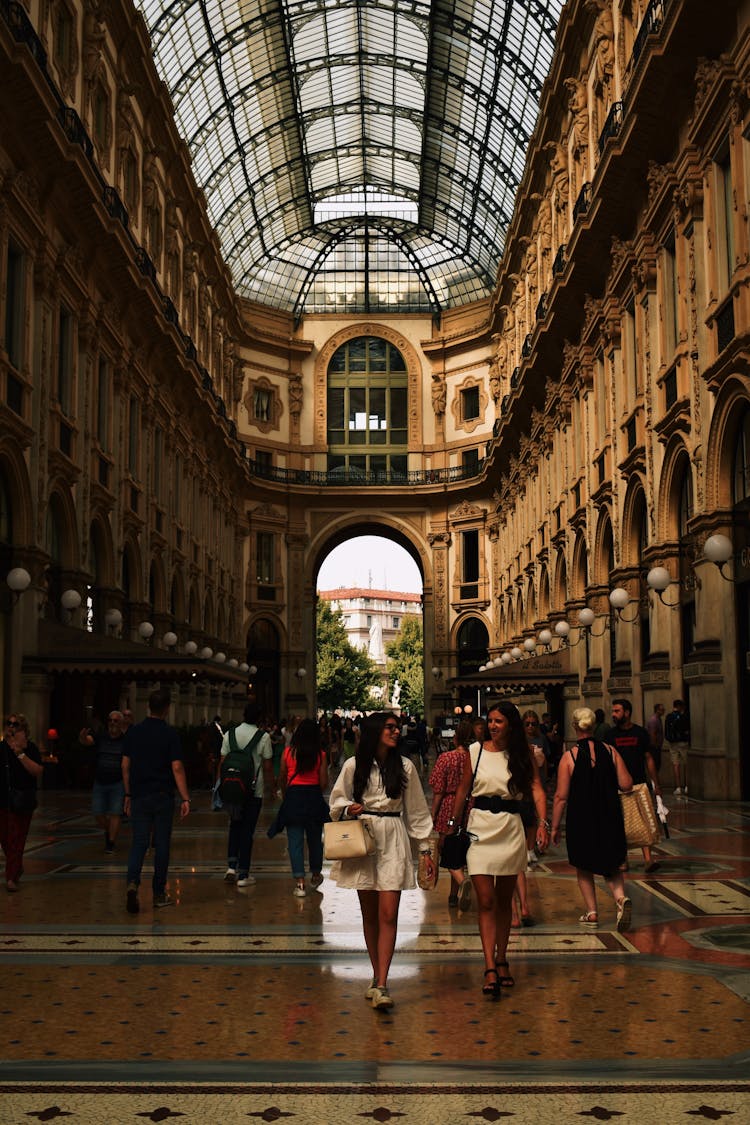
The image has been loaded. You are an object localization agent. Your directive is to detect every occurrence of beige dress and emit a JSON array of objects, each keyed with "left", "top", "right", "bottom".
[
  {"left": 328, "top": 757, "right": 434, "bottom": 890},
  {"left": 466, "top": 744, "right": 527, "bottom": 877}
]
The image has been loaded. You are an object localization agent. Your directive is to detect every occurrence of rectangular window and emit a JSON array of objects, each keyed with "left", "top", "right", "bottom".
[
  {"left": 366, "top": 614, "right": 372, "bottom": 627},
  {"left": 460, "top": 529, "right": 479, "bottom": 599},
  {"left": 128, "top": 396, "right": 140, "bottom": 477},
  {"left": 461, "top": 386, "right": 480, "bottom": 421},
  {"left": 256, "top": 532, "right": 274, "bottom": 585},
  {"left": 153, "top": 427, "right": 164, "bottom": 504},
  {"left": 462, "top": 448, "right": 480, "bottom": 475},
  {"left": 622, "top": 299, "right": 637, "bottom": 404},
  {"left": 595, "top": 353, "right": 607, "bottom": 439},
  {"left": 57, "top": 305, "right": 73, "bottom": 416},
  {"left": 96, "top": 358, "right": 110, "bottom": 449},
  {"left": 255, "top": 450, "right": 272, "bottom": 473},
  {"left": 392, "top": 617, "right": 400, "bottom": 629},
  {"left": 327, "top": 387, "right": 345, "bottom": 444},
  {"left": 173, "top": 452, "right": 181, "bottom": 520},
  {"left": 253, "top": 387, "right": 271, "bottom": 422},
  {"left": 389, "top": 386, "right": 407, "bottom": 444},
  {"left": 662, "top": 231, "right": 679, "bottom": 356},
  {"left": 5, "top": 240, "right": 24, "bottom": 370},
  {"left": 715, "top": 147, "right": 735, "bottom": 290}
]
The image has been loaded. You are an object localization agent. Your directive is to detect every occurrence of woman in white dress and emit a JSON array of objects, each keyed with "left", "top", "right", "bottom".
[
  {"left": 450, "top": 701, "right": 549, "bottom": 998},
  {"left": 329, "top": 711, "right": 436, "bottom": 1010}
]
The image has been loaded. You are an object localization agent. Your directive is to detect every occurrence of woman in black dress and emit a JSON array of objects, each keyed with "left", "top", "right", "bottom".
[{"left": 551, "top": 707, "right": 634, "bottom": 932}]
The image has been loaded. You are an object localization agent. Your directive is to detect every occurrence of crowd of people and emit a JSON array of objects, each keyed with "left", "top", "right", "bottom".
[{"left": 0, "top": 693, "right": 687, "bottom": 1009}]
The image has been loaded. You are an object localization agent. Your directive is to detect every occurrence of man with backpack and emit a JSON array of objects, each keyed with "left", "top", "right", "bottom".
[{"left": 219, "top": 702, "right": 274, "bottom": 886}]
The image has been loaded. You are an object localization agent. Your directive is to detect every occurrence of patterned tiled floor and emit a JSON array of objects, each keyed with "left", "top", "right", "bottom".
[{"left": 1, "top": 787, "right": 749, "bottom": 1123}]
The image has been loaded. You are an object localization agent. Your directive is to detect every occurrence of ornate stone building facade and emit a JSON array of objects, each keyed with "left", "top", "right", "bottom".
[{"left": 1, "top": 0, "right": 748, "bottom": 797}]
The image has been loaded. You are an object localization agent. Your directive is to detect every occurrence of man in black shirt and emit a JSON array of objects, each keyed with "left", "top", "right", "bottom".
[
  {"left": 122, "top": 689, "right": 190, "bottom": 913},
  {"left": 604, "top": 699, "right": 662, "bottom": 873}
]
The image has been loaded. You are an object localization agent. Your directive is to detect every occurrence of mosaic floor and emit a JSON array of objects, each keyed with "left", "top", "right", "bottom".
[{"left": 1, "top": 783, "right": 749, "bottom": 1123}]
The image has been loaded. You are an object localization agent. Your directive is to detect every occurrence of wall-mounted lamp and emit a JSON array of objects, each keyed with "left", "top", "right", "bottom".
[
  {"left": 104, "top": 607, "right": 122, "bottom": 633},
  {"left": 239, "top": 662, "right": 250, "bottom": 674},
  {"left": 537, "top": 629, "right": 553, "bottom": 651},
  {"left": 608, "top": 587, "right": 641, "bottom": 623},
  {"left": 163, "top": 631, "right": 178, "bottom": 648},
  {"left": 199, "top": 646, "right": 213, "bottom": 660},
  {"left": 214, "top": 651, "right": 226, "bottom": 663},
  {"left": 6, "top": 567, "right": 32, "bottom": 601},
  {"left": 431, "top": 665, "right": 442, "bottom": 679},
  {"left": 703, "top": 533, "right": 735, "bottom": 582},
  {"left": 138, "top": 620, "right": 155, "bottom": 641},
  {"left": 61, "top": 589, "right": 82, "bottom": 620},
  {"left": 227, "top": 658, "right": 238, "bottom": 668},
  {"left": 296, "top": 666, "right": 307, "bottom": 678},
  {"left": 184, "top": 640, "right": 198, "bottom": 656},
  {"left": 523, "top": 637, "right": 536, "bottom": 654}
]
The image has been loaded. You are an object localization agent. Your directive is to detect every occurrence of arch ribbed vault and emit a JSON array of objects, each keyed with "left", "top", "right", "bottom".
[{"left": 136, "top": 0, "right": 563, "bottom": 313}]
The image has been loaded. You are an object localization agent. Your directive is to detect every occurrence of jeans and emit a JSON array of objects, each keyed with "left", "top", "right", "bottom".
[
  {"left": 227, "top": 797, "right": 262, "bottom": 877},
  {"left": 126, "top": 791, "right": 175, "bottom": 894},
  {"left": 287, "top": 821, "right": 324, "bottom": 878}
]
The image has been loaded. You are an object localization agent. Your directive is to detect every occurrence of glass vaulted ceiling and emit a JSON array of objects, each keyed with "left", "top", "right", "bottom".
[{"left": 136, "top": 0, "right": 563, "bottom": 315}]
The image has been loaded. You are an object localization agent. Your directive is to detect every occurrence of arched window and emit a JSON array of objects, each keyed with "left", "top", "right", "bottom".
[
  {"left": 733, "top": 406, "right": 750, "bottom": 505},
  {"left": 456, "top": 616, "right": 489, "bottom": 676},
  {"left": 326, "top": 336, "right": 408, "bottom": 480}
]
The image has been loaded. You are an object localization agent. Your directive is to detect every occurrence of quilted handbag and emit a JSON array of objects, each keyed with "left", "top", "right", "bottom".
[
  {"left": 620, "top": 782, "right": 661, "bottom": 847},
  {"left": 323, "top": 817, "right": 376, "bottom": 860}
]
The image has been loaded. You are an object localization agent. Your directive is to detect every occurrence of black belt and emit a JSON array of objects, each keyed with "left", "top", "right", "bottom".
[
  {"left": 473, "top": 796, "right": 522, "bottom": 814},
  {"left": 362, "top": 810, "right": 402, "bottom": 817}
]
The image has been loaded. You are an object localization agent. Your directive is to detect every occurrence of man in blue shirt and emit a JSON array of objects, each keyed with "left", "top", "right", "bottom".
[{"left": 122, "top": 688, "right": 190, "bottom": 912}]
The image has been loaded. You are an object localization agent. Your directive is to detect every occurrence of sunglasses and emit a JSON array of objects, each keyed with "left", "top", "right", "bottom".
[
  {"left": 383, "top": 724, "right": 400, "bottom": 732},
  {"left": 5, "top": 720, "right": 21, "bottom": 729}
]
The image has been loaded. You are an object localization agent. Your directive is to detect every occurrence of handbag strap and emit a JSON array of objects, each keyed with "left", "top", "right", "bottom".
[{"left": 456, "top": 744, "right": 483, "bottom": 830}]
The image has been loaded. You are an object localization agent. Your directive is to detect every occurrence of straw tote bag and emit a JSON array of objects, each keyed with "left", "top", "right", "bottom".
[
  {"left": 323, "top": 817, "right": 376, "bottom": 860},
  {"left": 620, "top": 782, "right": 661, "bottom": 847}
]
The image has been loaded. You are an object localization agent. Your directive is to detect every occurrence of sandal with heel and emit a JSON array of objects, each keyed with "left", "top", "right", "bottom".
[
  {"left": 482, "top": 968, "right": 501, "bottom": 999},
  {"left": 495, "top": 961, "right": 515, "bottom": 987}
]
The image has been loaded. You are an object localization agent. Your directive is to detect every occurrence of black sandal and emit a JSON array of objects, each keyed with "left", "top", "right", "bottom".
[
  {"left": 482, "top": 968, "right": 501, "bottom": 998},
  {"left": 495, "top": 961, "right": 515, "bottom": 987}
]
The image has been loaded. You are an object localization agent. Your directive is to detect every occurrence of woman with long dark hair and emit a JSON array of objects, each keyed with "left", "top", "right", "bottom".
[
  {"left": 329, "top": 711, "right": 435, "bottom": 1010},
  {"left": 276, "top": 718, "right": 329, "bottom": 897},
  {"left": 450, "top": 700, "right": 549, "bottom": 998}
]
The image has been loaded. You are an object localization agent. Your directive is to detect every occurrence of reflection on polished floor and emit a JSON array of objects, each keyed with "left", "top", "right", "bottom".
[{"left": 1, "top": 780, "right": 749, "bottom": 1124}]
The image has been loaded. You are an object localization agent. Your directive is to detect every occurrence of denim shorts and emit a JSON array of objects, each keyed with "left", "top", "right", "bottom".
[{"left": 92, "top": 780, "right": 125, "bottom": 816}]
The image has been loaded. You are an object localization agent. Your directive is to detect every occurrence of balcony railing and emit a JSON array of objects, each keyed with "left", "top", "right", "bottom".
[
  {"left": 597, "top": 101, "right": 623, "bottom": 155},
  {"left": 521, "top": 334, "right": 533, "bottom": 357},
  {"left": 57, "top": 107, "right": 94, "bottom": 160},
  {"left": 536, "top": 292, "right": 548, "bottom": 321},
  {"left": 631, "top": 0, "right": 669, "bottom": 70},
  {"left": 552, "top": 243, "right": 567, "bottom": 277},
  {"left": 247, "top": 460, "right": 486, "bottom": 487},
  {"left": 573, "top": 182, "right": 593, "bottom": 221}
]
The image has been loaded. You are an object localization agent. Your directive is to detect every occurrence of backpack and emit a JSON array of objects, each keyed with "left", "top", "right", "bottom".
[{"left": 218, "top": 727, "right": 264, "bottom": 807}]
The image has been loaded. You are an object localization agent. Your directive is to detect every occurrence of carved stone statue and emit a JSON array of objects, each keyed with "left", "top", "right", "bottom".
[
  {"left": 82, "top": 2, "right": 106, "bottom": 87},
  {"left": 585, "top": 0, "right": 615, "bottom": 89},
  {"left": 545, "top": 141, "right": 569, "bottom": 212},
  {"left": 431, "top": 374, "right": 446, "bottom": 416},
  {"left": 564, "top": 78, "right": 589, "bottom": 156}
]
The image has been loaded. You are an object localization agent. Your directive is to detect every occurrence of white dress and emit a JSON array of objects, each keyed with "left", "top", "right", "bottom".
[
  {"left": 328, "top": 756, "right": 434, "bottom": 890},
  {"left": 466, "top": 744, "right": 528, "bottom": 877}
]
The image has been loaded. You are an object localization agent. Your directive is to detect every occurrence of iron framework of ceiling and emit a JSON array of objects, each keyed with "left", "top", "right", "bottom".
[{"left": 136, "top": 0, "right": 563, "bottom": 314}]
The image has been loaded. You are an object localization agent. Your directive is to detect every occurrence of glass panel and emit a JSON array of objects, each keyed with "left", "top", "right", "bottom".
[{"left": 390, "top": 386, "right": 407, "bottom": 430}]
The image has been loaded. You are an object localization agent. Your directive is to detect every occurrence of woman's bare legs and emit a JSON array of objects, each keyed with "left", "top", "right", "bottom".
[
  {"left": 576, "top": 869, "right": 598, "bottom": 915},
  {"left": 357, "top": 889, "right": 401, "bottom": 986},
  {"left": 473, "top": 873, "right": 516, "bottom": 970}
]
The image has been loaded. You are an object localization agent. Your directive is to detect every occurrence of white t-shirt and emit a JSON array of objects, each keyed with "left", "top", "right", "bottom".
[{"left": 220, "top": 723, "right": 273, "bottom": 798}]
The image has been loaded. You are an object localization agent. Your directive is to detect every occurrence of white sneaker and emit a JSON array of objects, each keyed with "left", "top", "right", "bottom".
[
  {"left": 365, "top": 979, "right": 378, "bottom": 1000},
  {"left": 527, "top": 850, "right": 537, "bottom": 864},
  {"left": 293, "top": 883, "right": 306, "bottom": 897},
  {"left": 673, "top": 787, "right": 682, "bottom": 796},
  {"left": 224, "top": 868, "right": 237, "bottom": 883},
  {"left": 236, "top": 875, "right": 256, "bottom": 887},
  {"left": 371, "top": 985, "right": 393, "bottom": 1010}
]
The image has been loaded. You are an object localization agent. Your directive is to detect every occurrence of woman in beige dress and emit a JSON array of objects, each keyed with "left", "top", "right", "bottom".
[
  {"left": 329, "top": 712, "right": 435, "bottom": 1011},
  {"left": 451, "top": 701, "right": 549, "bottom": 998}
]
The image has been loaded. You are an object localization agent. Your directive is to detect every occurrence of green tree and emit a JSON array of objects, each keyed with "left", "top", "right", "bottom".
[
  {"left": 316, "top": 601, "right": 380, "bottom": 711},
  {"left": 386, "top": 616, "right": 424, "bottom": 716}
]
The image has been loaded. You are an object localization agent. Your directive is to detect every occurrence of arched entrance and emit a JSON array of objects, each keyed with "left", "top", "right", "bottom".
[{"left": 309, "top": 518, "right": 430, "bottom": 716}]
